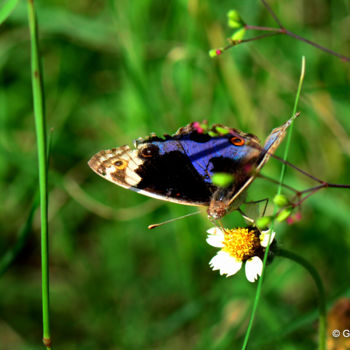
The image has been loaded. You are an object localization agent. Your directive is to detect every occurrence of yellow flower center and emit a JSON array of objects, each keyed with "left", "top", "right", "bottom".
[{"left": 222, "top": 228, "right": 260, "bottom": 261}]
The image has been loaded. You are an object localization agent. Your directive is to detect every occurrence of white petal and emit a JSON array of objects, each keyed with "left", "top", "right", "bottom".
[
  {"left": 209, "top": 251, "right": 229, "bottom": 271},
  {"left": 209, "top": 251, "right": 242, "bottom": 277},
  {"left": 207, "top": 226, "right": 224, "bottom": 235},
  {"left": 206, "top": 227, "right": 225, "bottom": 248},
  {"left": 206, "top": 227, "right": 224, "bottom": 235},
  {"left": 245, "top": 256, "right": 263, "bottom": 282},
  {"left": 260, "top": 230, "right": 276, "bottom": 247},
  {"left": 223, "top": 258, "right": 243, "bottom": 277}
]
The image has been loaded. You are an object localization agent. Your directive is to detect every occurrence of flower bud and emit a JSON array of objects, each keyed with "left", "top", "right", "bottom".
[
  {"left": 212, "top": 173, "right": 234, "bottom": 187},
  {"left": 276, "top": 208, "right": 293, "bottom": 222},
  {"left": 227, "top": 10, "right": 245, "bottom": 28},
  {"left": 256, "top": 216, "right": 272, "bottom": 229},
  {"left": 209, "top": 48, "right": 223, "bottom": 58},
  {"left": 231, "top": 28, "right": 246, "bottom": 41},
  {"left": 273, "top": 194, "right": 289, "bottom": 207}
]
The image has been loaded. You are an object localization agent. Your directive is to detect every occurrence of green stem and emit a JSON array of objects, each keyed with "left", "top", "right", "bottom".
[
  {"left": 276, "top": 248, "right": 327, "bottom": 350},
  {"left": 241, "top": 57, "right": 305, "bottom": 350},
  {"left": 277, "top": 57, "right": 305, "bottom": 192},
  {"left": 241, "top": 243, "right": 270, "bottom": 350},
  {"left": 27, "top": 1, "right": 52, "bottom": 349}
]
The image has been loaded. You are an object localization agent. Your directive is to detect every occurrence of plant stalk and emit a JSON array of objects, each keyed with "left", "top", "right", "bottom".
[{"left": 27, "top": 0, "right": 52, "bottom": 348}]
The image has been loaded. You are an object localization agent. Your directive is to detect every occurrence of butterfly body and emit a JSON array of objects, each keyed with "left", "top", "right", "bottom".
[{"left": 88, "top": 117, "right": 296, "bottom": 219}]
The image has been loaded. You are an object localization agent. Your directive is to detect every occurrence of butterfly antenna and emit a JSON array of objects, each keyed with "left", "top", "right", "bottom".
[{"left": 148, "top": 210, "right": 202, "bottom": 229}]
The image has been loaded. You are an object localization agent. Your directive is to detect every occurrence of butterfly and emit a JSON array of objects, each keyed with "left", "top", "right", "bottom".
[{"left": 88, "top": 115, "right": 297, "bottom": 220}]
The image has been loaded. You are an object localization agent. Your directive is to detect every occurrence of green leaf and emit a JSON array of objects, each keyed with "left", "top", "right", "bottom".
[{"left": 0, "top": 0, "right": 19, "bottom": 25}]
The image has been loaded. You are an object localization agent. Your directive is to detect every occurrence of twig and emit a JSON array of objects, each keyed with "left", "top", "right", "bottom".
[
  {"left": 259, "top": 0, "right": 349, "bottom": 62},
  {"left": 214, "top": 1, "right": 350, "bottom": 62},
  {"left": 260, "top": 0, "right": 284, "bottom": 29}
]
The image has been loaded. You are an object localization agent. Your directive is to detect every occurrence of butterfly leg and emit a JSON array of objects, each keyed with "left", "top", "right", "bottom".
[
  {"left": 237, "top": 208, "right": 255, "bottom": 224},
  {"left": 255, "top": 174, "right": 309, "bottom": 210},
  {"left": 208, "top": 217, "right": 226, "bottom": 231}
]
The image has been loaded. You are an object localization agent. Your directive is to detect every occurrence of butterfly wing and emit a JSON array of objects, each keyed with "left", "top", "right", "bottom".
[
  {"left": 225, "top": 114, "right": 299, "bottom": 207},
  {"left": 88, "top": 122, "right": 260, "bottom": 207},
  {"left": 88, "top": 145, "right": 213, "bottom": 206},
  {"left": 89, "top": 116, "right": 297, "bottom": 216},
  {"left": 257, "top": 114, "right": 298, "bottom": 170}
]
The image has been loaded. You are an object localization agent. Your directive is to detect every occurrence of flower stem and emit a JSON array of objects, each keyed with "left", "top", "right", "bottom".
[
  {"left": 277, "top": 56, "right": 305, "bottom": 192},
  {"left": 241, "top": 244, "right": 270, "bottom": 350},
  {"left": 275, "top": 248, "right": 327, "bottom": 350},
  {"left": 258, "top": 0, "right": 350, "bottom": 62},
  {"left": 241, "top": 57, "right": 305, "bottom": 350},
  {"left": 27, "top": 1, "right": 52, "bottom": 349}
]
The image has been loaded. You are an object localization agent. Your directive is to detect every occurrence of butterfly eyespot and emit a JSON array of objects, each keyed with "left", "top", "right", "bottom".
[
  {"left": 230, "top": 137, "right": 245, "bottom": 146},
  {"left": 114, "top": 160, "right": 127, "bottom": 170},
  {"left": 139, "top": 144, "right": 159, "bottom": 158}
]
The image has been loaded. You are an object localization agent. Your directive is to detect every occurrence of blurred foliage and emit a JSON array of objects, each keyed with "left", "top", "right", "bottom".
[{"left": 0, "top": 0, "right": 350, "bottom": 349}]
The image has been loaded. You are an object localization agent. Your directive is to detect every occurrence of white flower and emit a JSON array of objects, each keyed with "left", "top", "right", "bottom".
[{"left": 206, "top": 227, "right": 275, "bottom": 282}]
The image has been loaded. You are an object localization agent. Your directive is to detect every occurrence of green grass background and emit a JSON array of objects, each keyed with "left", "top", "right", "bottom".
[{"left": 1, "top": 0, "right": 350, "bottom": 349}]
